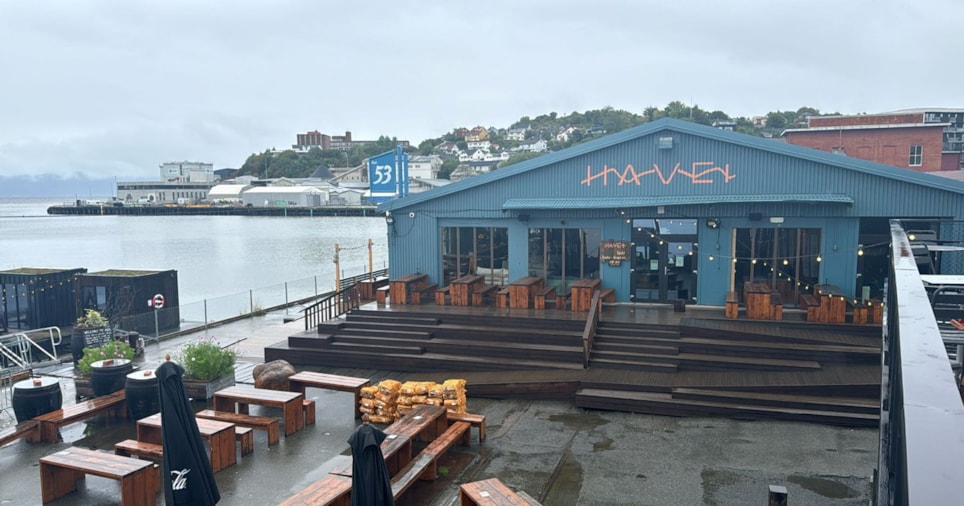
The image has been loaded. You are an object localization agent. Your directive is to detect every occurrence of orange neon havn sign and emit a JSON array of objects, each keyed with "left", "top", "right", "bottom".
[{"left": 580, "top": 162, "right": 737, "bottom": 186}]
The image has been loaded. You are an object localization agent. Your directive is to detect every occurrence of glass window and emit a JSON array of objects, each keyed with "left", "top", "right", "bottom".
[
  {"left": 909, "top": 145, "right": 923, "bottom": 166},
  {"left": 733, "top": 228, "right": 821, "bottom": 306},
  {"left": 527, "top": 228, "right": 600, "bottom": 292},
  {"left": 440, "top": 227, "right": 508, "bottom": 285}
]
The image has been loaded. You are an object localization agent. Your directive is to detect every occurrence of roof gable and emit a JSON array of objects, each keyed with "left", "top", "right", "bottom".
[{"left": 380, "top": 118, "right": 964, "bottom": 212}]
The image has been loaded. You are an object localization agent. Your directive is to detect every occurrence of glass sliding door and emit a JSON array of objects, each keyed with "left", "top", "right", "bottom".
[
  {"left": 733, "top": 227, "right": 821, "bottom": 305},
  {"left": 440, "top": 226, "right": 508, "bottom": 285},
  {"left": 527, "top": 228, "right": 601, "bottom": 292}
]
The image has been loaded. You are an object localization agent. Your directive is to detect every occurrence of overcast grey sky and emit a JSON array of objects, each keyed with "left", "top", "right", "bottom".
[{"left": 1, "top": 0, "right": 961, "bottom": 181}]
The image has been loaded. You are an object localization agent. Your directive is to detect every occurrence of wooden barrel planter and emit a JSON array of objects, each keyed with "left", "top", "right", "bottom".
[
  {"left": 124, "top": 369, "right": 159, "bottom": 420},
  {"left": 90, "top": 359, "right": 133, "bottom": 397},
  {"left": 12, "top": 377, "right": 62, "bottom": 422}
]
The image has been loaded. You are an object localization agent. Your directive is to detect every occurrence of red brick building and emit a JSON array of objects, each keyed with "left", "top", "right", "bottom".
[{"left": 783, "top": 109, "right": 964, "bottom": 173}]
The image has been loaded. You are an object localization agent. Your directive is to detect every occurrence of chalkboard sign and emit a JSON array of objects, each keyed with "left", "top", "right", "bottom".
[
  {"left": 600, "top": 240, "right": 631, "bottom": 266},
  {"left": 81, "top": 327, "right": 114, "bottom": 349}
]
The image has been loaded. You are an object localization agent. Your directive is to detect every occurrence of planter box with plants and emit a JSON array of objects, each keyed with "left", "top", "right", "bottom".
[{"left": 174, "top": 337, "right": 240, "bottom": 400}]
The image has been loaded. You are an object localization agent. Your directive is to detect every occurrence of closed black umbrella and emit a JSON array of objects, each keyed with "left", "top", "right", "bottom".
[
  {"left": 347, "top": 422, "right": 394, "bottom": 506},
  {"left": 157, "top": 360, "right": 220, "bottom": 505}
]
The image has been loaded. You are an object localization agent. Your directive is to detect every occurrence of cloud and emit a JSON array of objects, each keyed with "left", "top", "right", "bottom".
[{"left": 1, "top": 0, "right": 962, "bottom": 181}]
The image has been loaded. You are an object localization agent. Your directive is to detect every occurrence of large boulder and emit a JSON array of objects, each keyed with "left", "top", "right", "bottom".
[{"left": 253, "top": 359, "right": 296, "bottom": 391}]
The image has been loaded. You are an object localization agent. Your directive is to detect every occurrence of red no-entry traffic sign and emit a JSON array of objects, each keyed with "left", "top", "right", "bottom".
[{"left": 149, "top": 293, "right": 165, "bottom": 309}]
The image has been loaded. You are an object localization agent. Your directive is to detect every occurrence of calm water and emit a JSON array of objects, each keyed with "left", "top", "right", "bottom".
[{"left": 0, "top": 198, "right": 388, "bottom": 321}]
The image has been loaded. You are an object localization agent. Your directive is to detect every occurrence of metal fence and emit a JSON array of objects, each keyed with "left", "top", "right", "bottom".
[{"left": 114, "top": 263, "right": 388, "bottom": 340}]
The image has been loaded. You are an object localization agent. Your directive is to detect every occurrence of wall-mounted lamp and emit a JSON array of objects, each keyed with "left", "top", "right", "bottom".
[
  {"left": 385, "top": 216, "right": 395, "bottom": 225},
  {"left": 705, "top": 218, "right": 721, "bottom": 229}
]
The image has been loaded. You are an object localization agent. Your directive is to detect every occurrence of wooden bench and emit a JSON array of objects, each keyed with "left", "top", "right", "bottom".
[
  {"left": 196, "top": 409, "right": 281, "bottom": 446},
  {"left": 435, "top": 286, "right": 451, "bottom": 306},
  {"left": 534, "top": 286, "right": 556, "bottom": 310},
  {"left": 597, "top": 288, "right": 616, "bottom": 310},
  {"left": 376, "top": 285, "right": 390, "bottom": 305},
  {"left": 390, "top": 421, "right": 470, "bottom": 499},
  {"left": 769, "top": 292, "right": 783, "bottom": 320},
  {"left": 35, "top": 390, "right": 127, "bottom": 443},
  {"left": 799, "top": 293, "right": 819, "bottom": 321},
  {"left": 472, "top": 284, "right": 500, "bottom": 306},
  {"left": 496, "top": 288, "right": 510, "bottom": 309},
  {"left": 287, "top": 371, "right": 372, "bottom": 420},
  {"left": 447, "top": 411, "right": 486, "bottom": 444},
  {"left": 460, "top": 477, "right": 543, "bottom": 505},
  {"left": 40, "top": 446, "right": 159, "bottom": 505},
  {"left": 555, "top": 291, "right": 569, "bottom": 310},
  {"left": 115, "top": 439, "right": 164, "bottom": 461},
  {"left": 278, "top": 473, "right": 352, "bottom": 506},
  {"left": 725, "top": 290, "right": 739, "bottom": 319},
  {"left": 410, "top": 283, "right": 439, "bottom": 304},
  {"left": 0, "top": 420, "right": 40, "bottom": 446},
  {"left": 303, "top": 399, "right": 316, "bottom": 425}
]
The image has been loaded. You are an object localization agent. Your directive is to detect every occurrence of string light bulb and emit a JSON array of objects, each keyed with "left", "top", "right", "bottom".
[
  {"left": 857, "top": 245, "right": 864, "bottom": 256},
  {"left": 816, "top": 255, "right": 822, "bottom": 262}
]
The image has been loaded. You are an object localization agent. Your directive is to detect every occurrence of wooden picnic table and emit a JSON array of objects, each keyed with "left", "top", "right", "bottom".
[
  {"left": 40, "top": 447, "right": 159, "bottom": 505},
  {"left": 460, "top": 477, "right": 540, "bottom": 505},
  {"left": 389, "top": 273, "right": 429, "bottom": 305},
  {"left": 451, "top": 274, "right": 485, "bottom": 306},
  {"left": 136, "top": 413, "right": 237, "bottom": 473},
  {"left": 357, "top": 276, "right": 389, "bottom": 300},
  {"left": 743, "top": 281, "right": 772, "bottom": 320},
  {"left": 213, "top": 385, "right": 304, "bottom": 436},
  {"left": 509, "top": 277, "right": 544, "bottom": 309},
  {"left": 384, "top": 404, "right": 448, "bottom": 443},
  {"left": 287, "top": 371, "right": 371, "bottom": 419},
  {"left": 570, "top": 278, "right": 602, "bottom": 312}
]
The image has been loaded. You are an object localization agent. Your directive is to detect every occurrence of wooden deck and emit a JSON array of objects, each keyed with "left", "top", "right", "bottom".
[{"left": 265, "top": 301, "right": 882, "bottom": 427}]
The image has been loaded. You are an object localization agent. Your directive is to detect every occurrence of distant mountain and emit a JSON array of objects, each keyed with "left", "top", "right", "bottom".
[{"left": 0, "top": 175, "right": 116, "bottom": 198}]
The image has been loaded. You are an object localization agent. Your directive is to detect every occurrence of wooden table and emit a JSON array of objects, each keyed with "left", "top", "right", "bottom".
[
  {"left": 136, "top": 413, "right": 237, "bottom": 473},
  {"left": 389, "top": 273, "right": 428, "bottom": 305},
  {"left": 509, "top": 277, "right": 544, "bottom": 309},
  {"left": 451, "top": 274, "right": 485, "bottom": 306},
  {"left": 329, "top": 432, "right": 413, "bottom": 476},
  {"left": 460, "top": 477, "right": 537, "bottom": 505},
  {"left": 743, "top": 281, "right": 772, "bottom": 320},
  {"left": 358, "top": 276, "right": 389, "bottom": 300},
  {"left": 570, "top": 278, "right": 602, "bottom": 312},
  {"left": 213, "top": 385, "right": 304, "bottom": 436},
  {"left": 40, "top": 447, "right": 158, "bottom": 505},
  {"left": 814, "top": 284, "right": 847, "bottom": 323},
  {"left": 287, "top": 371, "right": 371, "bottom": 419},
  {"left": 384, "top": 404, "right": 448, "bottom": 443}
]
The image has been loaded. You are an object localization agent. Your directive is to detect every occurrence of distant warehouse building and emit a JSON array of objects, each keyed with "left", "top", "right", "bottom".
[
  {"left": 379, "top": 118, "right": 964, "bottom": 307},
  {"left": 241, "top": 186, "right": 327, "bottom": 207}
]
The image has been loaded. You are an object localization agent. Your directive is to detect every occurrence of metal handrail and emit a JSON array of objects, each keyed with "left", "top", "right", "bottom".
[
  {"left": 4, "top": 331, "right": 60, "bottom": 365},
  {"left": 0, "top": 344, "right": 28, "bottom": 369}
]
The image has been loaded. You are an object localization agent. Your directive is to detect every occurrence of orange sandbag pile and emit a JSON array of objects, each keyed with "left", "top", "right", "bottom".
[
  {"left": 360, "top": 379, "right": 401, "bottom": 424},
  {"left": 396, "top": 381, "right": 436, "bottom": 417}
]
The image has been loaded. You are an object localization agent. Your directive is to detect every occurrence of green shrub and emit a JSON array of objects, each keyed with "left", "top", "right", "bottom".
[
  {"left": 175, "top": 337, "right": 239, "bottom": 381},
  {"left": 76, "top": 339, "right": 135, "bottom": 374},
  {"left": 75, "top": 309, "right": 108, "bottom": 328}
]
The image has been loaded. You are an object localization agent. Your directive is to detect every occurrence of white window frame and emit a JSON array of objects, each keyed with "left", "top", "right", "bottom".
[{"left": 909, "top": 145, "right": 923, "bottom": 166}]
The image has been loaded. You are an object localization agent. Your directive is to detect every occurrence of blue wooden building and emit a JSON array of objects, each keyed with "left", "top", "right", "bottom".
[{"left": 379, "top": 118, "right": 964, "bottom": 306}]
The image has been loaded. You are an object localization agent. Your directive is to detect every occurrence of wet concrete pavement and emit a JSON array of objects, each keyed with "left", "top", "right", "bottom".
[{"left": 1, "top": 309, "right": 879, "bottom": 505}]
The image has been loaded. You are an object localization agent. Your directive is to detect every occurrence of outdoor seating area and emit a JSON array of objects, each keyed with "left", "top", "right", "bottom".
[
  {"left": 381, "top": 272, "right": 614, "bottom": 313},
  {"left": 281, "top": 403, "right": 483, "bottom": 505}
]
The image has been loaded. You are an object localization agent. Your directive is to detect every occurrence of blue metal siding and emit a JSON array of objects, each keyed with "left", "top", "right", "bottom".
[{"left": 385, "top": 118, "right": 964, "bottom": 303}]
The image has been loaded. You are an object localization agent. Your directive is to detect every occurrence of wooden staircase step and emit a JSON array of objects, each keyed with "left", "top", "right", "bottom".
[
  {"left": 574, "top": 388, "right": 878, "bottom": 427},
  {"left": 587, "top": 358, "right": 678, "bottom": 372},
  {"left": 670, "top": 387, "right": 879, "bottom": 415},
  {"left": 674, "top": 352, "right": 822, "bottom": 371}
]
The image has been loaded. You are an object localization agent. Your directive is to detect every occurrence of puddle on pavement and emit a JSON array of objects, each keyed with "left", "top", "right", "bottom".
[
  {"left": 548, "top": 412, "right": 608, "bottom": 432},
  {"left": 543, "top": 454, "right": 583, "bottom": 505},
  {"left": 787, "top": 475, "right": 859, "bottom": 499},
  {"left": 592, "top": 436, "right": 613, "bottom": 452}
]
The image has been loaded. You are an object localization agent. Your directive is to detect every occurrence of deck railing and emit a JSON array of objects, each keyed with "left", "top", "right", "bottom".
[
  {"left": 876, "top": 220, "right": 964, "bottom": 505},
  {"left": 303, "top": 269, "right": 388, "bottom": 331},
  {"left": 582, "top": 290, "right": 602, "bottom": 368}
]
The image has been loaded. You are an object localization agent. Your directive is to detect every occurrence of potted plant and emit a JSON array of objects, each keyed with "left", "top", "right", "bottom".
[
  {"left": 174, "top": 337, "right": 240, "bottom": 399},
  {"left": 71, "top": 309, "right": 113, "bottom": 365}
]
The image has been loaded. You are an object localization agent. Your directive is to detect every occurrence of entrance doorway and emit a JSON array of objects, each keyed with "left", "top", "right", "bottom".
[
  {"left": 631, "top": 219, "right": 698, "bottom": 302},
  {"left": 732, "top": 227, "right": 822, "bottom": 306}
]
